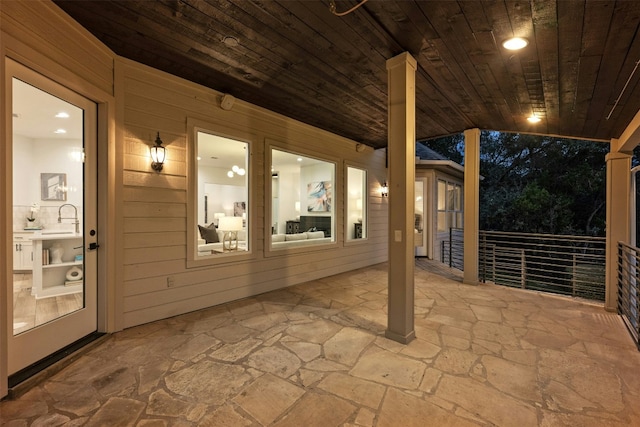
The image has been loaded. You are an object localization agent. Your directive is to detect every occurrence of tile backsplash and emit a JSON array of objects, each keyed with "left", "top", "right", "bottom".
[{"left": 13, "top": 204, "right": 84, "bottom": 232}]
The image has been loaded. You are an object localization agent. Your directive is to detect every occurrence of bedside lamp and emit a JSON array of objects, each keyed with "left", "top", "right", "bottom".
[{"left": 218, "top": 216, "right": 243, "bottom": 251}]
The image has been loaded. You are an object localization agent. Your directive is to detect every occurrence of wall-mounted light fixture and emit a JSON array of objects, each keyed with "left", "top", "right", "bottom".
[
  {"left": 381, "top": 181, "right": 389, "bottom": 197},
  {"left": 150, "top": 132, "right": 166, "bottom": 172}
]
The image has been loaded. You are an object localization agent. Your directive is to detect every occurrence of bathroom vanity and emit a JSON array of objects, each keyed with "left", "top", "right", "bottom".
[{"left": 30, "top": 232, "right": 84, "bottom": 299}]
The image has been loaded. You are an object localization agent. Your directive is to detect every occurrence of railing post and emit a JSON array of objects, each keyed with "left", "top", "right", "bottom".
[
  {"left": 521, "top": 248, "right": 526, "bottom": 289},
  {"left": 480, "top": 233, "right": 485, "bottom": 283},
  {"left": 492, "top": 244, "right": 496, "bottom": 283},
  {"left": 448, "top": 227, "right": 453, "bottom": 268},
  {"left": 572, "top": 254, "right": 577, "bottom": 297}
]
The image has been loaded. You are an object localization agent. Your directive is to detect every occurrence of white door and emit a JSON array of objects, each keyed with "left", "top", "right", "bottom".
[{"left": 7, "top": 59, "right": 98, "bottom": 377}]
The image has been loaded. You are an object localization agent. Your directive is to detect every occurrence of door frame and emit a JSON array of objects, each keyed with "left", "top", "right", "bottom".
[
  {"left": 1, "top": 50, "right": 116, "bottom": 397},
  {"left": 7, "top": 60, "right": 100, "bottom": 375}
]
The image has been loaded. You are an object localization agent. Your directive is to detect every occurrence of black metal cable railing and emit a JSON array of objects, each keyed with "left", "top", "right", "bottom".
[
  {"left": 441, "top": 227, "right": 464, "bottom": 270},
  {"left": 442, "top": 229, "right": 606, "bottom": 301},
  {"left": 617, "top": 242, "right": 640, "bottom": 348}
]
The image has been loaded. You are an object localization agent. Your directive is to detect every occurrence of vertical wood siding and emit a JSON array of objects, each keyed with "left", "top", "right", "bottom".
[{"left": 120, "top": 59, "right": 389, "bottom": 328}]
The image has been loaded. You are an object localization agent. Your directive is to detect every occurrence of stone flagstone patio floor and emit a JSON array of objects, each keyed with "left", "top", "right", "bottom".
[{"left": 2, "top": 260, "right": 640, "bottom": 426}]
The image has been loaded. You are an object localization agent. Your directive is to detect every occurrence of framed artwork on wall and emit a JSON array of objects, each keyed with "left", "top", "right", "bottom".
[
  {"left": 307, "top": 181, "right": 331, "bottom": 212},
  {"left": 41, "top": 173, "right": 67, "bottom": 201}
]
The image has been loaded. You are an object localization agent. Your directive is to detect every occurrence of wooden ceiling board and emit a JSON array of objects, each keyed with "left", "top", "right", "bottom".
[
  {"left": 232, "top": 0, "right": 392, "bottom": 145},
  {"left": 419, "top": 2, "right": 491, "bottom": 112},
  {"left": 531, "top": 0, "right": 560, "bottom": 131},
  {"left": 52, "top": 0, "right": 640, "bottom": 148},
  {"left": 556, "top": 1, "right": 584, "bottom": 136},
  {"left": 477, "top": 2, "right": 533, "bottom": 123},
  {"left": 583, "top": 1, "right": 640, "bottom": 137}
]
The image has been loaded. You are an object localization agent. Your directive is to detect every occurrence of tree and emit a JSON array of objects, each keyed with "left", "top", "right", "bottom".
[{"left": 420, "top": 131, "right": 609, "bottom": 236}]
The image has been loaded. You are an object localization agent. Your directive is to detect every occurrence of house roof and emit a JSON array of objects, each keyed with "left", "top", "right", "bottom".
[
  {"left": 415, "top": 144, "right": 450, "bottom": 161},
  {"left": 415, "top": 143, "right": 465, "bottom": 179},
  {"left": 54, "top": 1, "right": 640, "bottom": 149}
]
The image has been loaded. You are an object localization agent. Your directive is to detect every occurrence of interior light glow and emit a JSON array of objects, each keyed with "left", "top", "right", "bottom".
[
  {"left": 527, "top": 115, "right": 541, "bottom": 123},
  {"left": 54, "top": 128, "right": 67, "bottom": 134},
  {"left": 227, "top": 170, "right": 234, "bottom": 178},
  {"left": 502, "top": 37, "right": 528, "bottom": 51},
  {"left": 55, "top": 112, "right": 70, "bottom": 118}
]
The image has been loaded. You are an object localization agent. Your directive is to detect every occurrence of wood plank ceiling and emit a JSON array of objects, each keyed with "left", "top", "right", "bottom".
[{"left": 54, "top": 0, "right": 640, "bottom": 149}]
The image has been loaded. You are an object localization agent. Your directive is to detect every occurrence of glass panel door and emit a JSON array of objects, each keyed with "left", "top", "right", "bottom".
[{"left": 8, "top": 60, "right": 98, "bottom": 376}]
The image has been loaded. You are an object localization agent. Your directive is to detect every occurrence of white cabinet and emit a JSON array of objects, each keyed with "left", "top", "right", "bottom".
[
  {"left": 31, "top": 233, "right": 84, "bottom": 299},
  {"left": 13, "top": 233, "right": 33, "bottom": 271}
]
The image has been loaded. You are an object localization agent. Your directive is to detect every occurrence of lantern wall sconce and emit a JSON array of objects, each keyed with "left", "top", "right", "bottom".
[
  {"left": 381, "top": 181, "right": 389, "bottom": 197},
  {"left": 150, "top": 132, "right": 166, "bottom": 172}
]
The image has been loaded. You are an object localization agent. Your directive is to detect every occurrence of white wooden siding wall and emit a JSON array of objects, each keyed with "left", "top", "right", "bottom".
[
  {"left": 120, "top": 59, "right": 389, "bottom": 328},
  {"left": 0, "top": 2, "right": 113, "bottom": 98}
]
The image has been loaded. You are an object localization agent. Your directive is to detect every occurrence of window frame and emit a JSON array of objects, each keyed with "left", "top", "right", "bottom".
[
  {"left": 186, "top": 118, "right": 256, "bottom": 268},
  {"left": 265, "top": 141, "right": 339, "bottom": 256},
  {"left": 436, "top": 178, "right": 463, "bottom": 233},
  {"left": 344, "top": 162, "right": 369, "bottom": 243}
]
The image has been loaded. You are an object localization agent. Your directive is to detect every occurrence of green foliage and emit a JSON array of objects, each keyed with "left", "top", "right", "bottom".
[{"left": 422, "top": 131, "right": 609, "bottom": 236}]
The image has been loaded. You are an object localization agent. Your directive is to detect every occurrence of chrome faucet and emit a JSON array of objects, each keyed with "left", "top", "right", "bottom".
[{"left": 58, "top": 203, "right": 80, "bottom": 234}]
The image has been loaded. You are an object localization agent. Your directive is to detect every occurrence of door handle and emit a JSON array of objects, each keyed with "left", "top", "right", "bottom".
[{"left": 88, "top": 242, "right": 100, "bottom": 250}]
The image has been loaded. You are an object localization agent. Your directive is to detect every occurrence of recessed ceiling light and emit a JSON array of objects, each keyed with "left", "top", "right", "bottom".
[
  {"left": 503, "top": 37, "right": 528, "bottom": 51},
  {"left": 197, "top": 156, "right": 202, "bottom": 161},
  {"left": 55, "top": 112, "right": 70, "bottom": 118},
  {"left": 54, "top": 128, "right": 67, "bottom": 134},
  {"left": 227, "top": 171, "right": 234, "bottom": 178},
  {"left": 222, "top": 36, "right": 239, "bottom": 47},
  {"left": 527, "top": 115, "right": 541, "bottom": 123},
  {"left": 297, "top": 157, "right": 302, "bottom": 162}
]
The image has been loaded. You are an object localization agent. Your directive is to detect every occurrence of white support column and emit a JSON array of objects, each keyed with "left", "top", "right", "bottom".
[
  {"left": 385, "top": 52, "right": 417, "bottom": 344},
  {"left": 605, "top": 148, "right": 632, "bottom": 311},
  {"left": 463, "top": 128, "right": 480, "bottom": 285}
]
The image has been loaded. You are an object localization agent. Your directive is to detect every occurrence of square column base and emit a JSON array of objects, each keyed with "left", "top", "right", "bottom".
[{"left": 385, "top": 329, "right": 416, "bottom": 344}]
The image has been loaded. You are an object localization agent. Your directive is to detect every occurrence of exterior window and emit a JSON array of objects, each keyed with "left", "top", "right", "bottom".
[
  {"left": 347, "top": 166, "right": 366, "bottom": 240},
  {"left": 437, "top": 179, "right": 462, "bottom": 232},
  {"left": 437, "top": 180, "right": 447, "bottom": 232},
  {"left": 196, "top": 131, "right": 249, "bottom": 257},
  {"left": 271, "top": 149, "right": 335, "bottom": 249}
]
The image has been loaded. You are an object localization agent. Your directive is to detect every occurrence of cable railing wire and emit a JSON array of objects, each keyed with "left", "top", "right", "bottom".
[
  {"left": 617, "top": 242, "right": 640, "bottom": 349},
  {"left": 441, "top": 228, "right": 606, "bottom": 301}
]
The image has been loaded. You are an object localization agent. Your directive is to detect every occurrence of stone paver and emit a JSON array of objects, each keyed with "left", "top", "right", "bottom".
[{"left": 3, "top": 260, "right": 640, "bottom": 426}]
